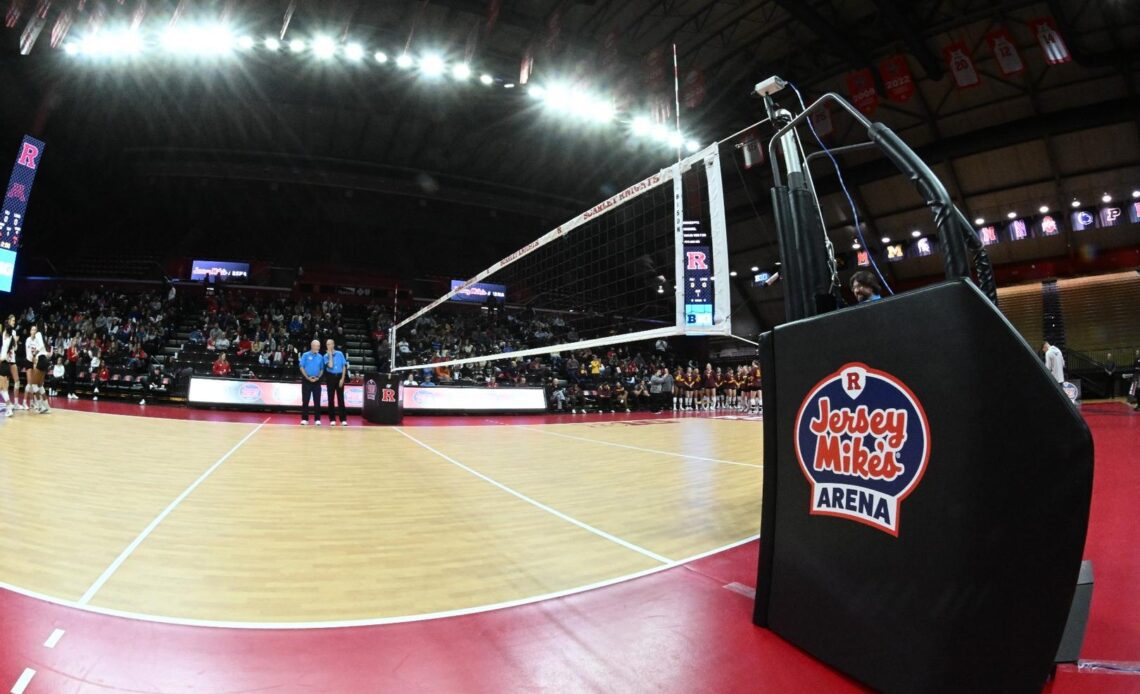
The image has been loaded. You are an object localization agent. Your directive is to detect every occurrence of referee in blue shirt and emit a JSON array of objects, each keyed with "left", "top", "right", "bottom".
[
  {"left": 324, "top": 338, "right": 349, "bottom": 426},
  {"left": 299, "top": 339, "right": 324, "bottom": 426}
]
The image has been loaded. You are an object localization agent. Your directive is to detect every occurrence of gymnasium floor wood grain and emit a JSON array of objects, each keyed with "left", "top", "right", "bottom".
[{"left": 0, "top": 410, "right": 763, "bottom": 624}]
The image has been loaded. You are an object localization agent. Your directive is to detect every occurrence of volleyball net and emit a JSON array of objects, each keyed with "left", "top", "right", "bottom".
[{"left": 390, "top": 143, "right": 731, "bottom": 373}]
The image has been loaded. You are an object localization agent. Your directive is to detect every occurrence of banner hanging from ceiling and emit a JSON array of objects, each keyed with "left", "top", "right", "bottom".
[
  {"left": 944, "top": 41, "right": 981, "bottom": 88},
  {"left": 846, "top": 68, "right": 879, "bottom": 116}
]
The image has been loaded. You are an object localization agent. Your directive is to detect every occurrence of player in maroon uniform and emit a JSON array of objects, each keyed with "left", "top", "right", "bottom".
[
  {"left": 701, "top": 364, "right": 717, "bottom": 410},
  {"left": 672, "top": 366, "right": 685, "bottom": 410}
]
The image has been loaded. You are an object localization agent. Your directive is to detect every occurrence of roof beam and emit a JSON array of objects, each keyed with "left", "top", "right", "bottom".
[{"left": 869, "top": 0, "right": 944, "bottom": 80}]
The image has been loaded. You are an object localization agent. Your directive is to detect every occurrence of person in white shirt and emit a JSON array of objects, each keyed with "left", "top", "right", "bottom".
[
  {"left": 1043, "top": 341, "right": 1065, "bottom": 384},
  {"left": 24, "top": 324, "right": 49, "bottom": 413},
  {"left": 0, "top": 318, "right": 16, "bottom": 416}
]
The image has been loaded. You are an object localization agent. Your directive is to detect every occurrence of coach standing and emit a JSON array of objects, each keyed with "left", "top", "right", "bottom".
[
  {"left": 299, "top": 339, "right": 324, "bottom": 426},
  {"left": 324, "top": 338, "right": 348, "bottom": 426}
]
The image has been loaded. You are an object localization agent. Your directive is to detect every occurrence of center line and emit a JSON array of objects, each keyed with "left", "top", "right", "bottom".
[
  {"left": 521, "top": 426, "right": 762, "bottom": 468},
  {"left": 78, "top": 418, "right": 269, "bottom": 605},
  {"left": 43, "top": 628, "right": 65, "bottom": 648},
  {"left": 394, "top": 427, "right": 673, "bottom": 564}
]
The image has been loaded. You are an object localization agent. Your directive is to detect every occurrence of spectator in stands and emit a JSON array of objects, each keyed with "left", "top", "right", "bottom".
[
  {"left": 850, "top": 270, "right": 883, "bottom": 303},
  {"left": 421, "top": 374, "right": 437, "bottom": 387},
  {"left": 630, "top": 378, "right": 650, "bottom": 411},
  {"left": 596, "top": 380, "right": 612, "bottom": 412},
  {"left": 212, "top": 353, "right": 232, "bottom": 377},
  {"left": 550, "top": 380, "right": 568, "bottom": 411},
  {"left": 567, "top": 381, "right": 584, "bottom": 414},
  {"left": 1043, "top": 341, "right": 1065, "bottom": 384},
  {"left": 48, "top": 356, "right": 66, "bottom": 397},
  {"left": 612, "top": 380, "right": 630, "bottom": 412}
]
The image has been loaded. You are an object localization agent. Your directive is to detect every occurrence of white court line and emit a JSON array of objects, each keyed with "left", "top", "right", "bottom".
[
  {"left": 43, "top": 628, "right": 64, "bottom": 648},
  {"left": 393, "top": 427, "right": 673, "bottom": 564},
  {"left": 521, "top": 426, "right": 763, "bottom": 468},
  {"left": 0, "top": 534, "right": 760, "bottom": 631},
  {"left": 77, "top": 418, "right": 269, "bottom": 605},
  {"left": 9, "top": 668, "right": 35, "bottom": 694}
]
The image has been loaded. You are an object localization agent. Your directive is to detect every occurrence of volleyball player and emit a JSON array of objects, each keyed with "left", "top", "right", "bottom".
[
  {"left": 701, "top": 364, "right": 716, "bottom": 410},
  {"left": 3, "top": 315, "right": 24, "bottom": 410},
  {"left": 747, "top": 361, "right": 763, "bottom": 413},
  {"left": 24, "top": 324, "right": 50, "bottom": 413},
  {"left": 671, "top": 366, "right": 684, "bottom": 410},
  {"left": 0, "top": 319, "right": 15, "bottom": 416},
  {"left": 714, "top": 367, "right": 726, "bottom": 409},
  {"left": 723, "top": 367, "right": 738, "bottom": 411},
  {"left": 683, "top": 366, "right": 697, "bottom": 410}
]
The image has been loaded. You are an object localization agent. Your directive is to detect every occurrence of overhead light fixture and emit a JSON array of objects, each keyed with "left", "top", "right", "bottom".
[
  {"left": 852, "top": 242, "right": 861, "bottom": 250},
  {"left": 1101, "top": 192, "right": 1112, "bottom": 203},
  {"left": 452, "top": 62, "right": 471, "bottom": 80},
  {"left": 374, "top": 50, "right": 388, "bottom": 64},
  {"left": 503, "top": 82, "right": 516, "bottom": 88},
  {"left": 528, "top": 85, "right": 546, "bottom": 98},
  {"left": 237, "top": 35, "right": 255, "bottom": 50},
  {"left": 289, "top": 38, "right": 305, "bottom": 53},
  {"left": 729, "top": 270, "right": 738, "bottom": 277},
  {"left": 685, "top": 140, "right": 701, "bottom": 154},
  {"left": 911, "top": 230, "right": 921, "bottom": 238},
  {"left": 312, "top": 35, "right": 336, "bottom": 60},
  {"left": 161, "top": 25, "right": 234, "bottom": 55},
  {"left": 667, "top": 132, "right": 684, "bottom": 148},
  {"left": 974, "top": 217, "right": 985, "bottom": 225},
  {"left": 479, "top": 73, "right": 493, "bottom": 85},
  {"left": 631, "top": 116, "right": 652, "bottom": 136},
  {"left": 750, "top": 266, "right": 759, "bottom": 272},
  {"left": 344, "top": 42, "right": 365, "bottom": 62},
  {"left": 880, "top": 236, "right": 891, "bottom": 244},
  {"left": 63, "top": 42, "right": 79, "bottom": 55},
  {"left": 395, "top": 53, "right": 413, "bottom": 69},
  {"left": 264, "top": 37, "right": 281, "bottom": 51},
  {"left": 1071, "top": 199, "right": 1081, "bottom": 208},
  {"left": 1007, "top": 211, "right": 1017, "bottom": 219},
  {"left": 419, "top": 53, "right": 446, "bottom": 77},
  {"left": 1038, "top": 205, "right": 1049, "bottom": 214},
  {"left": 1132, "top": 190, "right": 1140, "bottom": 199}
]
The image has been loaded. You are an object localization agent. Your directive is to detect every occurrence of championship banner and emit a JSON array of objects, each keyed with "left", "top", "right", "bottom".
[
  {"left": 1029, "top": 17, "right": 1071, "bottom": 65},
  {"left": 944, "top": 41, "right": 980, "bottom": 88},
  {"left": 987, "top": 27, "right": 1025, "bottom": 75},
  {"left": 809, "top": 104, "right": 833, "bottom": 138},
  {"left": 682, "top": 69, "right": 706, "bottom": 109},
  {"left": 646, "top": 46, "right": 667, "bottom": 90},
  {"left": 741, "top": 136, "right": 764, "bottom": 170},
  {"left": 878, "top": 55, "right": 915, "bottom": 102},
  {"left": 2, "top": 135, "right": 45, "bottom": 252},
  {"left": 845, "top": 69, "right": 878, "bottom": 116}
]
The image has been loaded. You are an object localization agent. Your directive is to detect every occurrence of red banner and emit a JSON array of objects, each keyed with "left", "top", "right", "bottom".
[
  {"left": 1029, "top": 17, "right": 1071, "bottom": 65},
  {"left": 519, "top": 44, "right": 534, "bottom": 84},
  {"left": 646, "top": 46, "right": 668, "bottom": 90},
  {"left": 681, "top": 69, "right": 706, "bottom": 109},
  {"left": 944, "top": 42, "right": 980, "bottom": 88},
  {"left": 485, "top": 0, "right": 500, "bottom": 32},
  {"left": 878, "top": 55, "right": 915, "bottom": 102},
  {"left": 846, "top": 68, "right": 879, "bottom": 116},
  {"left": 987, "top": 27, "right": 1024, "bottom": 76}
]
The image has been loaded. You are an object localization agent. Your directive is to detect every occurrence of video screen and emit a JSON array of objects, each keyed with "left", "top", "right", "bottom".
[
  {"left": 449, "top": 280, "right": 506, "bottom": 303},
  {"left": 191, "top": 260, "right": 250, "bottom": 281},
  {"left": 0, "top": 247, "right": 16, "bottom": 292}
]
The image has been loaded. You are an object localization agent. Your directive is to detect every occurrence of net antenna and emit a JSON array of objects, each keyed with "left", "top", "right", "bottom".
[{"left": 390, "top": 143, "right": 732, "bottom": 374}]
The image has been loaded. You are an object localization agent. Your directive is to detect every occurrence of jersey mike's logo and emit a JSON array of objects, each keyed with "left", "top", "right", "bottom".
[{"left": 794, "top": 363, "right": 930, "bottom": 537}]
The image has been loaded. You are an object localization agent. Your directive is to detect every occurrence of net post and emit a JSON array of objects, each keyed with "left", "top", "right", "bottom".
[{"left": 389, "top": 326, "right": 397, "bottom": 373}]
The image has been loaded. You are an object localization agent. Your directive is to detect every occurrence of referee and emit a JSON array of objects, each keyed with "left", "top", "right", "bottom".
[
  {"left": 299, "top": 339, "right": 324, "bottom": 426},
  {"left": 324, "top": 338, "right": 348, "bottom": 426}
]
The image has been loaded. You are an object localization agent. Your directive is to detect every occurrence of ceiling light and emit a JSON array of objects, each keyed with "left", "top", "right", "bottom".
[
  {"left": 1007, "top": 211, "right": 1017, "bottom": 219},
  {"left": 452, "top": 62, "right": 471, "bottom": 80},
  {"left": 264, "top": 37, "right": 281, "bottom": 51},
  {"left": 312, "top": 35, "right": 336, "bottom": 60},
  {"left": 685, "top": 140, "right": 701, "bottom": 153},
  {"left": 528, "top": 85, "right": 546, "bottom": 98},
  {"left": 667, "top": 132, "right": 684, "bottom": 148},
  {"left": 63, "top": 42, "right": 79, "bottom": 55},
  {"left": 852, "top": 242, "right": 861, "bottom": 250},
  {"left": 729, "top": 270, "right": 738, "bottom": 277},
  {"left": 974, "top": 217, "right": 985, "bottom": 225},
  {"left": 374, "top": 50, "right": 388, "bottom": 64},
  {"left": 881, "top": 236, "right": 891, "bottom": 244},
  {"left": 1132, "top": 190, "right": 1140, "bottom": 199},
  {"left": 344, "top": 42, "right": 365, "bottom": 62},
  {"left": 910, "top": 230, "right": 921, "bottom": 238},
  {"left": 419, "top": 53, "right": 446, "bottom": 77},
  {"left": 1071, "top": 199, "right": 1081, "bottom": 208},
  {"left": 1101, "top": 193, "right": 1112, "bottom": 203},
  {"left": 289, "top": 38, "right": 305, "bottom": 53},
  {"left": 396, "top": 53, "right": 413, "bottom": 68},
  {"left": 503, "top": 82, "right": 515, "bottom": 88},
  {"left": 1038, "top": 205, "right": 1049, "bottom": 214},
  {"left": 237, "top": 35, "right": 255, "bottom": 50},
  {"left": 631, "top": 116, "right": 652, "bottom": 136},
  {"left": 162, "top": 25, "right": 234, "bottom": 55},
  {"left": 479, "top": 73, "right": 493, "bottom": 85},
  {"left": 750, "top": 266, "right": 759, "bottom": 272}
]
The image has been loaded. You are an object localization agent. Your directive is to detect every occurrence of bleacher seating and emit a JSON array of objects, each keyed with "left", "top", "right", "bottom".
[
  {"left": 996, "top": 282, "right": 1045, "bottom": 349},
  {"left": 1056, "top": 271, "right": 1140, "bottom": 359}
]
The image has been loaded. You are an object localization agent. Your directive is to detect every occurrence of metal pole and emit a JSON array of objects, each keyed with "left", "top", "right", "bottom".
[{"left": 672, "top": 43, "right": 682, "bottom": 162}]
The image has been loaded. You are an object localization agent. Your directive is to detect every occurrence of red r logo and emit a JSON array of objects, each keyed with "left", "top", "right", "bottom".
[
  {"left": 686, "top": 252, "right": 708, "bottom": 270},
  {"left": 382, "top": 388, "right": 396, "bottom": 402},
  {"left": 846, "top": 372, "right": 860, "bottom": 390},
  {"left": 17, "top": 143, "right": 39, "bottom": 169}
]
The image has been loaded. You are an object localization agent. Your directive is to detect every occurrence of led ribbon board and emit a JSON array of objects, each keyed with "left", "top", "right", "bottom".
[{"left": 1, "top": 135, "right": 45, "bottom": 292}]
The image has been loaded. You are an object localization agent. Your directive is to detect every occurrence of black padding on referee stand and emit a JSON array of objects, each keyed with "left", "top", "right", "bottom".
[
  {"left": 362, "top": 373, "right": 402, "bottom": 425},
  {"left": 753, "top": 280, "right": 1093, "bottom": 693}
]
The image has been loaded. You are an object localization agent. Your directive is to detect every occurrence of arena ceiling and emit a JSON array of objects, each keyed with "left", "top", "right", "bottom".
[{"left": 0, "top": 0, "right": 1137, "bottom": 301}]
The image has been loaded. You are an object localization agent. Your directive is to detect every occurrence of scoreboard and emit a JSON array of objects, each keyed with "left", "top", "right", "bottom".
[
  {"left": 682, "top": 219, "right": 714, "bottom": 326},
  {"left": 1, "top": 135, "right": 45, "bottom": 292}
]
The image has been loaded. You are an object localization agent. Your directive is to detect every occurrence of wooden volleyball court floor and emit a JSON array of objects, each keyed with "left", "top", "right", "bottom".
[{"left": 0, "top": 400, "right": 1138, "bottom": 692}]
